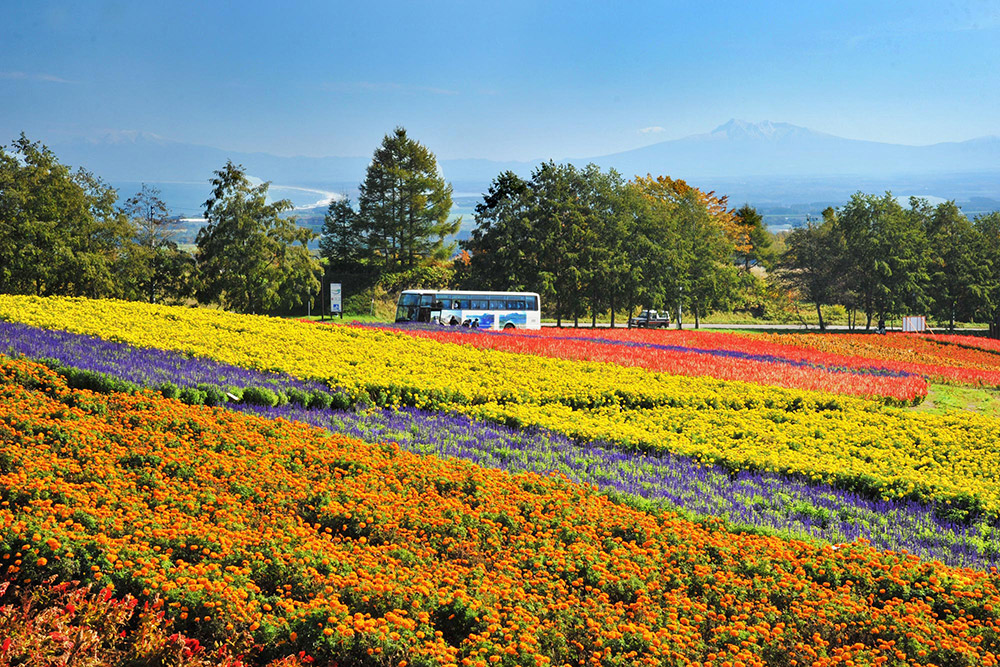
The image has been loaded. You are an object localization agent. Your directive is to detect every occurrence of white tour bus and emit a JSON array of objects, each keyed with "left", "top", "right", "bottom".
[{"left": 395, "top": 289, "right": 541, "bottom": 330}]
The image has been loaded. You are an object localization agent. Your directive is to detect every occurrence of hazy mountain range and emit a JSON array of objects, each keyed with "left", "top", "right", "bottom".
[
  {"left": 589, "top": 119, "right": 1000, "bottom": 179},
  {"left": 52, "top": 120, "right": 1000, "bottom": 230}
]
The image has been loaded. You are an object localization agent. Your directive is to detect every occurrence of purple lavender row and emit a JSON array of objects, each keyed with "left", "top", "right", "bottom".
[
  {"left": 233, "top": 401, "right": 1000, "bottom": 570},
  {"left": 2, "top": 319, "right": 996, "bottom": 568},
  {"left": 365, "top": 322, "right": 915, "bottom": 378},
  {"left": 0, "top": 320, "right": 330, "bottom": 395}
]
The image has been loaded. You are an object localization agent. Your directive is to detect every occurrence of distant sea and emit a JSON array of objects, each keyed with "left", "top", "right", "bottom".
[
  {"left": 110, "top": 180, "right": 359, "bottom": 220},
  {"left": 110, "top": 181, "right": 481, "bottom": 248}
]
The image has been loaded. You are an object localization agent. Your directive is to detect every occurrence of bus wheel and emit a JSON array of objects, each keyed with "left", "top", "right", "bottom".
[{"left": 504, "top": 323, "right": 515, "bottom": 330}]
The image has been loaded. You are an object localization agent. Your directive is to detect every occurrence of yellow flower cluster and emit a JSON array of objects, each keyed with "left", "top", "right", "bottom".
[{"left": 3, "top": 295, "right": 998, "bottom": 514}]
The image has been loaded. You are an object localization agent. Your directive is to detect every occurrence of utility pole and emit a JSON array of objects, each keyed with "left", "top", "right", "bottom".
[{"left": 676, "top": 283, "right": 683, "bottom": 329}]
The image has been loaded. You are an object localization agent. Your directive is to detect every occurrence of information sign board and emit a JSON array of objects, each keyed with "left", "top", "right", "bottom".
[{"left": 330, "top": 283, "right": 342, "bottom": 314}]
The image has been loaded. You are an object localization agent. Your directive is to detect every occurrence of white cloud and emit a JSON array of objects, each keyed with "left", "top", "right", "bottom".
[
  {"left": 0, "top": 71, "right": 75, "bottom": 84},
  {"left": 638, "top": 126, "right": 666, "bottom": 134}
]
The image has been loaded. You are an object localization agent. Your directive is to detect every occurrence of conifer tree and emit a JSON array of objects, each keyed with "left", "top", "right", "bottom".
[
  {"left": 319, "top": 195, "right": 362, "bottom": 271},
  {"left": 357, "top": 127, "right": 456, "bottom": 274}
]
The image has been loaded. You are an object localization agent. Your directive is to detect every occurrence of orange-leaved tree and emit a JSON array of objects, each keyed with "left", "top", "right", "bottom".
[{"left": 630, "top": 175, "right": 742, "bottom": 327}]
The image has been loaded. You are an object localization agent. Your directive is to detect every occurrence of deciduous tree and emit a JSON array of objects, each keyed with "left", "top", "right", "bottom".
[
  {"left": 777, "top": 211, "right": 848, "bottom": 331},
  {"left": 838, "top": 192, "right": 928, "bottom": 329},
  {"left": 631, "top": 175, "right": 737, "bottom": 328},
  {"left": 195, "top": 161, "right": 319, "bottom": 314},
  {"left": 0, "top": 134, "right": 135, "bottom": 298},
  {"left": 122, "top": 183, "right": 194, "bottom": 304},
  {"left": 733, "top": 204, "right": 772, "bottom": 271},
  {"left": 926, "top": 201, "right": 991, "bottom": 330}
]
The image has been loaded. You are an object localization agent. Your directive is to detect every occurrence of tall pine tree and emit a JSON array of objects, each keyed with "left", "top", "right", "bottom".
[
  {"left": 319, "top": 195, "right": 362, "bottom": 272},
  {"left": 357, "top": 127, "right": 456, "bottom": 274}
]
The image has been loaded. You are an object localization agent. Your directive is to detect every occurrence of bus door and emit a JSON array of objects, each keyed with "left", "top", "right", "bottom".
[{"left": 417, "top": 294, "right": 440, "bottom": 323}]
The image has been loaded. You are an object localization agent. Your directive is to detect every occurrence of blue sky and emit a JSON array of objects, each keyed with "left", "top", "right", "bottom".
[{"left": 2, "top": 0, "right": 998, "bottom": 161}]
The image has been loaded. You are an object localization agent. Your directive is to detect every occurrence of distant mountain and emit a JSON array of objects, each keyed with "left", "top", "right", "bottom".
[
  {"left": 51, "top": 121, "right": 1000, "bottom": 213},
  {"left": 55, "top": 131, "right": 370, "bottom": 187},
  {"left": 584, "top": 119, "right": 1000, "bottom": 178}
]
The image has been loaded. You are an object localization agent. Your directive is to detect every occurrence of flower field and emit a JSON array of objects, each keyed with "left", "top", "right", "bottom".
[
  {"left": 6, "top": 296, "right": 1000, "bottom": 664},
  {"left": 750, "top": 331, "right": 1000, "bottom": 387},
  {"left": 369, "top": 324, "right": 929, "bottom": 404},
  {"left": 3, "top": 295, "right": 1000, "bottom": 518},
  {"left": 5, "top": 354, "right": 1000, "bottom": 666},
  {"left": 3, "top": 318, "right": 997, "bottom": 568}
]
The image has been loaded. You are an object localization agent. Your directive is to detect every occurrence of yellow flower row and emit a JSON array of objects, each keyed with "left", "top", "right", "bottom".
[
  {"left": 462, "top": 400, "right": 1000, "bottom": 512},
  {"left": 2, "top": 295, "right": 998, "bottom": 514},
  {"left": 0, "top": 296, "right": 860, "bottom": 412}
]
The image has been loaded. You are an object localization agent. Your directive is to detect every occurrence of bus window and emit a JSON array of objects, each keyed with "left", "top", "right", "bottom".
[
  {"left": 400, "top": 293, "right": 421, "bottom": 306},
  {"left": 420, "top": 294, "right": 436, "bottom": 306},
  {"left": 526, "top": 296, "right": 538, "bottom": 311},
  {"left": 489, "top": 299, "right": 505, "bottom": 309},
  {"left": 395, "top": 305, "right": 419, "bottom": 322},
  {"left": 471, "top": 299, "right": 488, "bottom": 309}
]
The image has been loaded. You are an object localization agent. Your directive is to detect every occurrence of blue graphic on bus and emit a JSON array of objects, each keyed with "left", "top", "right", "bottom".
[
  {"left": 477, "top": 313, "right": 495, "bottom": 329},
  {"left": 500, "top": 313, "right": 527, "bottom": 328}
]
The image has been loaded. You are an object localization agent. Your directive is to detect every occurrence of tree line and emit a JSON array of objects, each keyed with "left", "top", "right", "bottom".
[
  {"left": 779, "top": 193, "right": 1000, "bottom": 332},
  {"left": 0, "top": 128, "right": 455, "bottom": 315},
  {"left": 452, "top": 163, "right": 1000, "bottom": 332},
  {"left": 451, "top": 164, "right": 770, "bottom": 327},
  {"left": 0, "top": 134, "right": 317, "bottom": 313},
  {"left": 4, "top": 129, "right": 1000, "bottom": 332}
]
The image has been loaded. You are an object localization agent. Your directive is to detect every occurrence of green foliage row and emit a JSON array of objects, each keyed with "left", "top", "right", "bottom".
[
  {"left": 30, "top": 357, "right": 353, "bottom": 412},
  {"left": 778, "top": 193, "right": 1000, "bottom": 332}
]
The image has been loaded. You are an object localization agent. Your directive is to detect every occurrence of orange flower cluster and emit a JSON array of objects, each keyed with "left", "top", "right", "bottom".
[{"left": 3, "top": 354, "right": 1000, "bottom": 666}]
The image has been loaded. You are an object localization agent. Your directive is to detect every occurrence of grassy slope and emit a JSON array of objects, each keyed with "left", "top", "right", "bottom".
[{"left": 911, "top": 383, "right": 1000, "bottom": 418}]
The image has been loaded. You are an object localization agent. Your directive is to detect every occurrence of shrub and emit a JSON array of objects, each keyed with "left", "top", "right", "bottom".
[
  {"left": 286, "top": 387, "right": 310, "bottom": 408},
  {"left": 178, "top": 387, "right": 206, "bottom": 405},
  {"left": 330, "top": 391, "right": 351, "bottom": 410},
  {"left": 196, "top": 383, "right": 228, "bottom": 406},
  {"left": 242, "top": 386, "right": 279, "bottom": 407},
  {"left": 158, "top": 381, "right": 180, "bottom": 399},
  {"left": 306, "top": 389, "right": 334, "bottom": 410}
]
